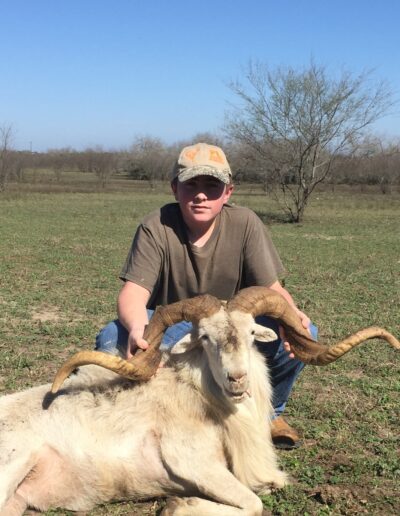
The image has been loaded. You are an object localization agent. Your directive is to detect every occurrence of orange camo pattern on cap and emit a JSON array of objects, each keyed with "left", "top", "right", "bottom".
[
  {"left": 184, "top": 149, "right": 199, "bottom": 162},
  {"left": 209, "top": 149, "right": 225, "bottom": 164}
]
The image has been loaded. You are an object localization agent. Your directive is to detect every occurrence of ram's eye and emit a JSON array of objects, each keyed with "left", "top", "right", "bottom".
[
  {"left": 251, "top": 330, "right": 256, "bottom": 335},
  {"left": 200, "top": 334, "right": 209, "bottom": 341}
]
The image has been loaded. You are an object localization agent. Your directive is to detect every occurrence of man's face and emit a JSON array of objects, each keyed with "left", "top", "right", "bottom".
[{"left": 172, "top": 175, "right": 233, "bottom": 228}]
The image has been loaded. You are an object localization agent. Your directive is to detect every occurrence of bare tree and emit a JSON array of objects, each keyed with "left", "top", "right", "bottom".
[
  {"left": 75, "top": 149, "right": 106, "bottom": 174},
  {"left": 349, "top": 136, "right": 400, "bottom": 193},
  {"left": 187, "top": 131, "right": 225, "bottom": 147},
  {"left": 47, "top": 148, "right": 74, "bottom": 182},
  {"left": 225, "top": 61, "right": 394, "bottom": 222},
  {"left": 0, "top": 125, "right": 14, "bottom": 192},
  {"left": 128, "top": 136, "right": 174, "bottom": 187},
  {"left": 86, "top": 147, "right": 119, "bottom": 188},
  {"left": 10, "top": 151, "right": 30, "bottom": 183},
  {"left": 225, "top": 141, "right": 271, "bottom": 187}
]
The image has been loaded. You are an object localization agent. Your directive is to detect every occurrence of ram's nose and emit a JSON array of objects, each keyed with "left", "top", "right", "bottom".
[{"left": 227, "top": 371, "right": 247, "bottom": 387}]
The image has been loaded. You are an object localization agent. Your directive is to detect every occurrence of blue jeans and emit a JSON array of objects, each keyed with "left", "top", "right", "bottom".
[{"left": 95, "top": 311, "right": 318, "bottom": 419}]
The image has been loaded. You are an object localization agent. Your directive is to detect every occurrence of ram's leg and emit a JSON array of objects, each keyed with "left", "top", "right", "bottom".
[
  {"left": 162, "top": 492, "right": 264, "bottom": 515},
  {"left": 1, "top": 444, "right": 82, "bottom": 514},
  {"left": 253, "top": 441, "right": 288, "bottom": 495},
  {"left": 13, "top": 444, "right": 83, "bottom": 512},
  {"left": 161, "top": 433, "right": 264, "bottom": 515},
  {"left": 0, "top": 493, "right": 27, "bottom": 516},
  {"left": 0, "top": 448, "right": 40, "bottom": 512}
]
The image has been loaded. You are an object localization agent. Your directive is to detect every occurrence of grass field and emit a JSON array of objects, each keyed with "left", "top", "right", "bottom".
[{"left": 0, "top": 183, "right": 399, "bottom": 515}]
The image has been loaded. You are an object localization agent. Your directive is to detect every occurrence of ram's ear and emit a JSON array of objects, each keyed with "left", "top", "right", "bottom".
[
  {"left": 169, "top": 334, "right": 198, "bottom": 355},
  {"left": 252, "top": 324, "right": 278, "bottom": 343}
]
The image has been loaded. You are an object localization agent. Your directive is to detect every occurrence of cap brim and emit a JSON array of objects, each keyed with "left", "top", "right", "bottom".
[{"left": 177, "top": 166, "right": 230, "bottom": 184}]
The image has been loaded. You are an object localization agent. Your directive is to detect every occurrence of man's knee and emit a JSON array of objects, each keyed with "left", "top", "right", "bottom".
[{"left": 95, "top": 320, "right": 128, "bottom": 356}]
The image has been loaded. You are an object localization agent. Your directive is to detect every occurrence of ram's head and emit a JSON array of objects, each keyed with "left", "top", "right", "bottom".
[{"left": 51, "top": 287, "right": 399, "bottom": 394}]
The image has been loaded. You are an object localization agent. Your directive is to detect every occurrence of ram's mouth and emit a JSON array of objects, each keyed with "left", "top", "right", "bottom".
[{"left": 224, "top": 388, "right": 251, "bottom": 403}]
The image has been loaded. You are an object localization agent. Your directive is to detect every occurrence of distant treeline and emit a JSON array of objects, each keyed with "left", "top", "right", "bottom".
[{"left": 1, "top": 133, "right": 399, "bottom": 195}]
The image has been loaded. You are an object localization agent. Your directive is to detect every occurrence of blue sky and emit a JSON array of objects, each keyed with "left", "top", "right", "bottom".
[{"left": 2, "top": 0, "right": 400, "bottom": 151}]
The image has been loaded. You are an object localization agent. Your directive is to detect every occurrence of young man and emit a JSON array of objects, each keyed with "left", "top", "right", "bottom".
[{"left": 96, "top": 142, "right": 316, "bottom": 448}]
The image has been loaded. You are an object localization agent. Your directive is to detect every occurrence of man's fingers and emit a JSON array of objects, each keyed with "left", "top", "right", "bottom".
[
  {"left": 280, "top": 309, "right": 312, "bottom": 358},
  {"left": 126, "top": 337, "right": 149, "bottom": 360},
  {"left": 136, "top": 339, "right": 149, "bottom": 350},
  {"left": 297, "top": 309, "right": 311, "bottom": 331},
  {"left": 283, "top": 341, "right": 295, "bottom": 359}
]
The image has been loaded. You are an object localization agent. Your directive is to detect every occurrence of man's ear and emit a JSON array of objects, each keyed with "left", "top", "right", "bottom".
[
  {"left": 171, "top": 180, "right": 178, "bottom": 200},
  {"left": 252, "top": 324, "right": 278, "bottom": 343},
  {"left": 223, "top": 184, "right": 234, "bottom": 203},
  {"left": 170, "top": 333, "right": 198, "bottom": 354}
]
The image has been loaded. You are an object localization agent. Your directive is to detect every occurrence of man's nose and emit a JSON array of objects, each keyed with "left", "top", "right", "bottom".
[{"left": 194, "top": 191, "right": 207, "bottom": 201}]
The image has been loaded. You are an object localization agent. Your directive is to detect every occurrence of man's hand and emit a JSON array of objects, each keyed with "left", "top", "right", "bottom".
[
  {"left": 126, "top": 329, "right": 149, "bottom": 359},
  {"left": 268, "top": 281, "right": 312, "bottom": 360},
  {"left": 281, "top": 308, "right": 311, "bottom": 359},
  {"left": 117, "top": 281, "right": 151, "bottom": 360},
  {"left": 127, "top": 329, "right": 166, "bottom": 371}
]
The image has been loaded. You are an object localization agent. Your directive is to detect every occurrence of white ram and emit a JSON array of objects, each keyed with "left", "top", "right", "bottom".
[{"left": 1, "top": 287, "right": 399, "bottom": 515}]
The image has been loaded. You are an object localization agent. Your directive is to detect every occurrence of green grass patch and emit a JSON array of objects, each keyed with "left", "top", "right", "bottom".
[{"left": 0, "top": 184, "right": 399, "bottom": 515}]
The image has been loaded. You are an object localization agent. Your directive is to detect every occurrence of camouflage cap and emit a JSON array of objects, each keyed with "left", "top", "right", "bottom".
[{"left": 171, "top": 142, "right": 232, "bottom": 184}]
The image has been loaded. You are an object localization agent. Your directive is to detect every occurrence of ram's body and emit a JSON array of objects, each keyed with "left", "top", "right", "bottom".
[
  {"left": 1, "top": 287, "right": 398, "bottom": 516},
  {"left": 0, "top": 308, "right": 286, "bottom": 516}
]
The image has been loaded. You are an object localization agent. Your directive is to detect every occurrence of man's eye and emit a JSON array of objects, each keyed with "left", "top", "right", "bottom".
[{"left": 206, "top": 183, "right": 222, "bottom": 191}]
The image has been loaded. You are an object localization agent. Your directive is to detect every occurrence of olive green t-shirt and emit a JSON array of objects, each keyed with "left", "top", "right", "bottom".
[{"left": 120, "top": 203, "right": 285, "bottom": 309}]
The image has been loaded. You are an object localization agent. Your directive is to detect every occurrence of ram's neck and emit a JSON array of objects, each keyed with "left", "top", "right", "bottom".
[
  {"left": 219, "top": 349, "right": 276, "bottom": 489},
  {"left": 168, "top": 348, "right": 234, "bottom": 415},
  {"left": 167, "top": 346, "right": 277, "bottom": 490}
]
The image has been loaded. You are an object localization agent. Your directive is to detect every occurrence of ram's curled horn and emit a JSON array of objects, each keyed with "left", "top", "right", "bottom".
[
  {"left": 51, "top": 294, "right": 222, "bottom": 394},
  {"left": 228, "top": 286, "right": 400, "bottom": 365}
]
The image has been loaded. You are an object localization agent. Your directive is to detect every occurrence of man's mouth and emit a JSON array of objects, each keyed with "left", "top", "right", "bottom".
[{"left": 191, "top": 206, "right": 210, "bottom": 211}]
